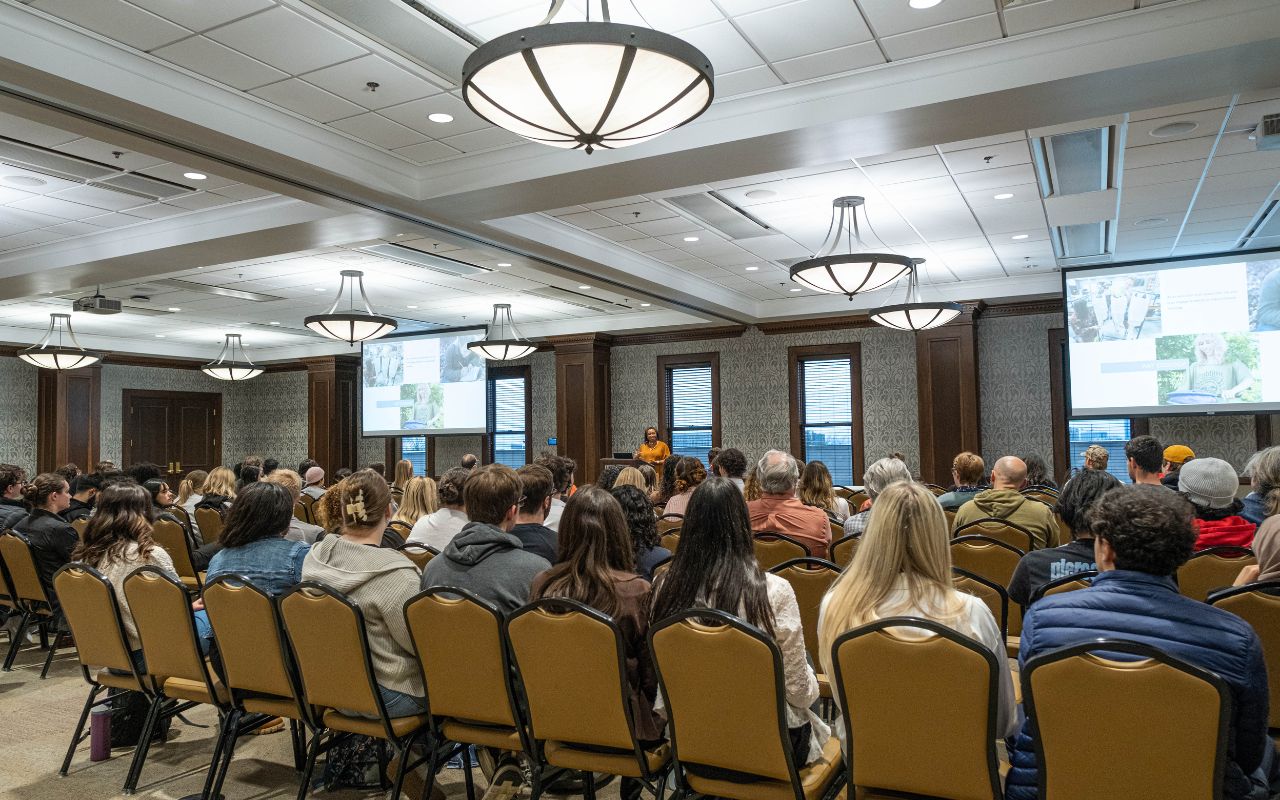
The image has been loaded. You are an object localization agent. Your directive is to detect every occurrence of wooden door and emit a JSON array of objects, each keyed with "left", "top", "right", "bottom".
[{"left": 122, "top": 390, "right": 222, "bottom": 486}]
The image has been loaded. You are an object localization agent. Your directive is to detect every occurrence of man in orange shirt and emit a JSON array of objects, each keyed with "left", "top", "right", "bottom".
[{"left": 746, "top": 450, "right": 832, "bottom": 558}]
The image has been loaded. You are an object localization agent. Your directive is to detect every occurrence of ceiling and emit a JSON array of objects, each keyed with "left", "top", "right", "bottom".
[{"left": 0, "top": 0, "right": 1278, "bottom": 360}]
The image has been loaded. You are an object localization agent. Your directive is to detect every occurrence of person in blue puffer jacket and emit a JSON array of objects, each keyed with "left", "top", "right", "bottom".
[{"left": 1007, "top": 485, "right": 1278, "bottom": 800}]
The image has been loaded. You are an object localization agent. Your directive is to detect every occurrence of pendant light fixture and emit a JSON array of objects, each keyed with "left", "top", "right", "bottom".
[
  {"left": 869, "top": 258, "right": 964, "bottom": 331},
  {"left": 469, "top": 304, "right": 537, "bottom": 361},
  {"left": 305, "top": 270, "right": 397, "bottom": 344},
  {"left": 460, "top": 0, "right": 714, "bottom": 154},
  {"left": 19, "top": 313, "right": 102, "bottom": 370},
  {"left": 789, "top": 197, "right": 914, "bottom": 299},
  {"left": 201, "top": 333, "right": 263, "bottom": 381}
]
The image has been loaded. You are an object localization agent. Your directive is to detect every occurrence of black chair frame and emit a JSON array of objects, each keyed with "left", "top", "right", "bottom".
[
  {"left": 952, "top": 566, "right": 1009, "bottom": 638},
  {"left": 1206, "top": 579, "right": 1280, "bottom": 606},
  {"left": 1, "top": 531, "right": 69, "bottom": 677},
  {"left": 1028, "top": 570, "right": 1099, "bottom": 606},
  {"left": 954, "top": 517, "right": 1037, "bottom": 550}
]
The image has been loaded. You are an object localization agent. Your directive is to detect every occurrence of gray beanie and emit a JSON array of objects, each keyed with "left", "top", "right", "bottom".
[{"left": 1178, "top": 457, "right": 1239, "bottom": 509}]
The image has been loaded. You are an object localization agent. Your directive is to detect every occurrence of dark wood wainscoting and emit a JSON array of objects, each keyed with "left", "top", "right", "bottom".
[{"left": 37, "top": 366, "right": 100, "bottom": 473}]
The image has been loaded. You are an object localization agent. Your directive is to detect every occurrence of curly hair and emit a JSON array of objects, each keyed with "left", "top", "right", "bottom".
[
  {"left": 436, "top": 467, "right": 470, "bottom": 507},
  {"left": 672, "top": 456, "right": 706, "bottom": 496},
  {"left": 1089, "top": 485, "right": 1195, "bottom": 576},
  {"left": 596, "top": 464, "right": 624, "bottom": 490},
  {"left": 713, "top": 447, "right": 747, "bottom": 479},
  {"left": 611, "top": 484, "right": 660, "bottom": 556},
  {"left": 653, "top": 454, "right": 681, "bottom": 504}
]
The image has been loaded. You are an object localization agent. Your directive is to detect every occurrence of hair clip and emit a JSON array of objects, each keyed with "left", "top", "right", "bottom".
[{"left": 345, "top": 489, "right": 368, "bottom": 523}]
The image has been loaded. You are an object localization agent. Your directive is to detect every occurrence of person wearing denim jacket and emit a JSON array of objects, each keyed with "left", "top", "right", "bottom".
[{"left": 205, "top": 482, "right": 308, "bottom": 596}]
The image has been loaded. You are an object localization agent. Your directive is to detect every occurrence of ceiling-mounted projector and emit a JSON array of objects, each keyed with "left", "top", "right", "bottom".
[{"left": 73, "top": 291, "right": 122, "bottom": 314}]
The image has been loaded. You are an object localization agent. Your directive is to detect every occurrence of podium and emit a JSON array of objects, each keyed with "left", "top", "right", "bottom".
[{"left": 600, "top": 458, "right": 640, "bottom": 473}]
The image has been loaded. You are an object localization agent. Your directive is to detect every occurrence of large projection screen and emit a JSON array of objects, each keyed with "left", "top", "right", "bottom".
[
  {"left": 1064, "top": 250, "right": 1280, "bottom": 418},
  {"left": 361, "top": 329, "right": 487, "bottom": 436}
]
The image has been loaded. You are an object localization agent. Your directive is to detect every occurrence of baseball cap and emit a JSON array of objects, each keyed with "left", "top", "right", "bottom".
[
  {"left": 1163, "top": 445, "right": 1195, "bottom": 466},
  {"left": 1178, "top": 457, "right": 1239, "bottom": 509}
]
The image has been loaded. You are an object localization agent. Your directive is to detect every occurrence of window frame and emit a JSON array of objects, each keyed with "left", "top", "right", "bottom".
[
  {"left": 656, "top": 352, "right": 721, "bottom": 459},
  {"left": 486, "top": 364, "right": 532, "bottom": 468},
  {"left": 788, "top": 343, "right": 865, "bottom": 485}
]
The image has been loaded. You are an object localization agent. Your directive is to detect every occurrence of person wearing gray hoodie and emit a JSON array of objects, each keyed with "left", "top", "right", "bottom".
[
  {"left": 301, "top": 469, "right": 425, "bottom": 717},
  {"left": 420, "top": 464, "right": 550, "bottom": 614}
]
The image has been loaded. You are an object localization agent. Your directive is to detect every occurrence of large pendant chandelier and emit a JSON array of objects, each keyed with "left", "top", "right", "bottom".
[
  {"left": 469, "top": 304, "right": 537, "bottom": 361},
  {"left": 202, "top": 334, "right": 263, "bottom": 381},
  {"left": 460, "top": 0, "right": 714, "bottom": 154},
  {"left": 789, "top": 197, "right": 914, "bottom": 298},
  {"left": 19, "top": 313, "right": 102, "bottom": 370},
  {"left": 305, "top": 270, "right": 397, "bottom": 344},
  {"left": 869, "top": 259, "right": 963, "bottom": 331}
]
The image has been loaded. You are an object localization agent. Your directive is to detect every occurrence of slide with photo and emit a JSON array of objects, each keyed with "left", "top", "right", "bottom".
[
  {"left": 361, "top": 330, "right": 488, "bottom": 436},
  {"left": 1066, "top": 254, "right": 1280, "bottom": 417}
]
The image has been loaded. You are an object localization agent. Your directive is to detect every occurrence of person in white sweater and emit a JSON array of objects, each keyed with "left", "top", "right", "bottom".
[
  {"left": 301, "top": 469, "right": 424, "bottom": 717},
  {"left": 817, "top": 480, "right": 1018, "bottom": 755}
]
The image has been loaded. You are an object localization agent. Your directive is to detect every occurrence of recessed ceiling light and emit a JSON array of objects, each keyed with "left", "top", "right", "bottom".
[
  {"left": 183, "top": 172, "right": 207, "bottom": 180},
  {"left": 408, "top": 305, "right": 418, "bottom": 309},
  {"left": 640, "top": 302, "right": 652, "bottom": 307},
  {"left": 578, "top": 285, "right": 592, "bottom": 290},
  {"left": 744, "top": 189, "right": 776, "bottom": 199},
  {"left": 497, "top": 262, "right": 512, "bottom": 267},
  {"left": 789, "top": 287, "right": 802, "bottom": 292},
  {"left": 3, "top": 175, "right": 46, "bottom": 187},
  {"left": 314, "top": 287, "right": 326, "bottom": 291},
  {"left": 1134, "top": 217, "right": 1170, "bottom": 228},
  {"left": 683, "top": 236, "right": 699, "bottom": 242},
  {"left": 1011, "top": 234, "right": 1030, "bottom": 240},
  {"left": 745, "top": 266, "right": 759, "bottom": 271},
  {"left": 428, "top": 113, "right": 454, "bottom": 124},
  {"left": 269, "top": 321, "right": 280, "bottom": 325},
  {"left": 167, "top": 307, "right": 181, "bottom": 312},
  {"left": 993, "top": 192, "right": 1014, "bottom": 200},
  {"left": 908, "top": 0, "right": 942, "bottom": 8},
  {"left": 155, "top": 334, "right": 166, "bottom": 338},
  {"left": 1150, "top": 121, "right": 1198, "bottom": 138}
]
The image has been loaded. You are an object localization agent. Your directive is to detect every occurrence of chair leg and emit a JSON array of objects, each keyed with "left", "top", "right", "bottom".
[
  {"left": 207, "top": 709, "right": 243, "bottom": 800},
  {"left": 389, "top": 735, "right": 419, "bottom": 800},
  {"left": 122, "top": 696, "right": 164, "bottom": 794},
  {"left": 295, "top": 730, "right": 325, "bottom": 800},
  {"left": 2, "top": 610, "right": 31, "bottom": 671},
  {"left": 60, "top": 684, "right": 105, "bottom": 775},
  {"left": 526, "top": 755, "right": 544, "bottom": 800},
  {"left": 289, "top": 719, "right": 305, "bottom": 772},
  {"left": 40, "top": 626, "right": 66, "bottom": 679},
  {"left": 461, "top": 746, "right": 476, "bottom": 800},
  {"left": 584, "top": 770, "right": 597, "bottom": 800}
]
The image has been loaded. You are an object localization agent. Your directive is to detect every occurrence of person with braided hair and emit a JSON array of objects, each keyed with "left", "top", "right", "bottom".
[{"left": 301, "top": 469, "right": 425, "bottom": 717}]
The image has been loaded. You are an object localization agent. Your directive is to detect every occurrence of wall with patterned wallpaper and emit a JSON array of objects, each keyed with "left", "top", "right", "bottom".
[
  {"left": 1148, "top": 415, "right": 1257, "bottom": 472},
  {"left": 976, "top": 313, "right": 1061, "bottom": 470},
  {"left": 609, "top": 326, "right": 921, "bottom": 471},
  {"left": 503, "top": 351, "right": 558, "bottom": 456},
  {"left": 0, "top": 356, "right": 38, "bottom": 468}
]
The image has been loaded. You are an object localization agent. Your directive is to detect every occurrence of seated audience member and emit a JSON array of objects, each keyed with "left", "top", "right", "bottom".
[
  {"left": 742, "top": 463, "right": 762, "bottom": 502},
  {"left": 798, "top": 460, "right": 849, "bottom": 521},
  {"left": 937, "top": 452, "right": 985, "bottom": 511},
  {"left": 747, "top": 450, "right": 833, "bottom": 558},
  {"left": 531, "top": 485, "right": 664, "bottom": 800},
  {"left": 262, "top": 469, "right": 325, "bottom": 544},
  {"left": 1007, "top": 485, "right": 1278, "bottom": 800},
  {"left": 420, "top": 464, "right": 550, "bottom": 614},
  {"left": 635, "top": 463, "right": 657, "bottom": 494},
  {"left": 650, "top": 455, "right": 680, "bottom": 508},
  {"left": 301, "top": 466, "right": 326, "bottom": 500},
  {"left": 142, "top": 479, "right": 186, "bottom": 528},
  {"left": 63, "top": 474, "right": 102, "bottom": 523},
  {"left": 125, "top": 462, "right": 163, "bottom": 486},
  {"left": 1236, "top": 447, "right": 1280, "bottom": 586},
  {"left": 1008, "top": 469, "right": 1120, "bottom": 605},
  {"left": 612, "top": 484, "right": 671, "bottom": 580},
  {"left": 0, "top": 464, "right": 30, "bottom": 531},
  {"left": 16, "top": 473, "right": 76, "bottom": 599},
  {"left": 1125, "top": 434, "right": 1165, "bottom": 486},
  {"left": 460, "top": 454, "right": 479, "bottom": 470},
  {"left": 261, "top": 458, "right": 278, "bottom": 477},
  {"left": 93, "top": 461, "right": 117, "bottom": 475},
  {"left": 333, "top": 467, "right": 353, "bottom": 482},
  {"left": 1179, "top": 457, "right": 1256, "bottom": 550},
  {"left": 706, "top": 447, "right": 721, "bottom": 472},
  {"left": 511, "top": 465, "right": 559, "bottom": 564},
  {"left": 236, "top": 464, "right": 261, "bottom": 491},
  {"left": 55, "top": 463, "right": 81, "bottom": 485},
  {"left": 953, "top": 456, "right": 1059, "bottom": 549},
  {"left": 596, "top": 464, "right": 624, "bottom": 491},
  {"left": 408, "top": 467, "right": 469, "bottom": 550},
  {"left": 176, "top": 470, "right": 208, "bottom": 518},
  {"left": 194, "top": 467, "right": 236, "bottom": 513},
  {"left": 661, "top": 457, "right": 707, "bottom": 517},
  {"left": 843, "top": 457, "right": 913, "bottom": 537},
  {"left": 367, "top": 462, "right": 386, "bottom": 478},
  {"left": 612, "top": 467, "right": 649, "bottom": 491},
  {"left": 540, "top": 454, "right": 576, "bottom": 532},
  {"left": 712, "top": 447, "right": 748, "bottom": 492},
  {"left": 206, "top": 482, "right": 309, "bottom": 595},
  {"left": 1022, "top": 453, "right": 1056, "bottom": 490},
  {"left": 392, "top": 458, "right": 413, "bottom": 491},
  {"left": 73, "top": 483, "right": 211, "bottom": 664},
  {"left": 302, "top": 470, "right": 424, "bottom": 717},
  {"left": 1082, "top": 444, "right": 1110, "bottom": 472},
  {"left": 1240, "top": 450, "right": 1268, "bottom": 527},
  {"left": 1162, "top": 444, "right": 1195, "bottom": 490},
  {"left": 652, "top": 477, "right": 830, "bottom": 771},
  {"left": 818, "top": 482, "right": 1017, "bottom": 754},
  {"left": 392, "top": 476, "right": 438, "bottom": 529}
]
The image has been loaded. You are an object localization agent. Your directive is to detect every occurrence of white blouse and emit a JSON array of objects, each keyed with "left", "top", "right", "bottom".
[{"left": 407, "top": 507, "right": 469, "bottom": 550}]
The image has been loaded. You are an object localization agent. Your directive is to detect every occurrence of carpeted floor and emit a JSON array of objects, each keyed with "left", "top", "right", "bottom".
[{"left": 0, "top": 636, "right": 618, "bottom": 800}]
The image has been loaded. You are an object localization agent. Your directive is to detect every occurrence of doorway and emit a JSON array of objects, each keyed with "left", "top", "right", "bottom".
[{"left": 121, "top": 390, "right": 222, "bottom": 486}]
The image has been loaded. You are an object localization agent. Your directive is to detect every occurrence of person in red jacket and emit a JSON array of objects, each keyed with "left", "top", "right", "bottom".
[{"left": 1179, "top": 456, "right": 1257, "bottom": 550}]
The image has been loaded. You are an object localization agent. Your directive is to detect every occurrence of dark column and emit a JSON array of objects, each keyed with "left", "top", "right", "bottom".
[
  {"left": 915, "top": 305, "right": 983, "bottom": 485},
  {"left": 305, "top": 356, "right": 358, "bottom": 475},
  {"left": 37, "top": 365, "right": 101, "bottom": 473},
  {"left": 550, "top": 334, "right": 612, "bottom": 485}
]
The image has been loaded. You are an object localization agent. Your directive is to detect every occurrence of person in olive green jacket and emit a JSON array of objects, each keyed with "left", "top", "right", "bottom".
[{"left": 952, "top": 456, "right": 1058, "bottom": 549}]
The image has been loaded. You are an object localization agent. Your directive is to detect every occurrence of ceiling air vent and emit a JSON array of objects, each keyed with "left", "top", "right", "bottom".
[
  {"left": 1238, "top": 200, "right": 1280, "bottom": 250},
  {"left": 528, "top": 286, "right": 627, "bottom": 313},
  {"left": 1257, "top": 114, "right": 1280, "bottom": 151},
  {"left": 1054, "top": 221, "right": 1112, "bottom": 263},
  {"left": 1030, "top": 126, "right": 1120, "bottom": 198},
  {"left": 664, "top": 190, "right": 772, "bottom": 240},
  {"left": 0, "top": 137, "right": 121, "bottom": 182},
  {"left": 150, "top": 279, "right": 284, "bottom": 303},
  {"left": 360, "top": 243, "right": 492, "bottom": 277},
  {"left": 94, "top": 172, "right": 195, "bottom": 200}
]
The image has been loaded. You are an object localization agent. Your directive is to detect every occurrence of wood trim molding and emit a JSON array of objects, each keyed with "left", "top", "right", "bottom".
[
  {"left": 611, "top": 325, "right": 747, "bottom": 347},
  {"left": 1048, "top": 328, "right": 1068, "bottom": 482},
  {"left": 656, "top": 351, "right": 721, "bottom": 451},
  {"left": 757, "top": 316, "right": 879, "bottom": 335},
  {"left": 787, "top": 343, "right": 865, "bottom": 482},
  {"left": 487, "top": 364, "right": 533, "bottom": 465},
  {"left": 982, "top": 299, "right": 1064, "bottom": 318}
]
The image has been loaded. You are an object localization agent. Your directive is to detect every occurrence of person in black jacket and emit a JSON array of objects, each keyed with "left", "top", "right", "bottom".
[
  {"left": 0, "top": 464, "right": 29, "bottom": 532},
  {"left": 14, "top": 473, "right": 76, "bottom": 603},
  {"left": 62, "top": 474, "right": 101, "bottom": 523}
]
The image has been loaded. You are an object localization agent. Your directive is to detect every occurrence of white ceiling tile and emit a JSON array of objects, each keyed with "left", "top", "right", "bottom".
[
  {"left": 1228, "top": 99, "right": 1280, "bottom": 130},
  {"left": 619, "top": 0, "right": 724, "bottom": 31},
  {"left": 859, "top": 146, "right": 939, "bottom": 165},
  {"left": 205, "top": 6, "right": 366, "bottom": 74},
  {"left": 46, "top": 185, "right": 149, "bottom": 212},
  {"left": 855, "top": 0, "right": 994, "bottom": 37},
  {"left": 716, "top": 66, "right": 784, "bottom": 96},
  {"left": 862, "top": 155, "right": 949, "bottom": 184},
  {"left": 0, "top": 111, "right": 81, "bottom": 148},
  {"left": 380, "top": 95, "right": 486, "bottom": 137},
  {"left": 1125, "top": 107, "right": 1227, "bottom": 144},
  {"left": 0, "top": 187, "right": 34, "bottom": 205},
  {"left": 941, "top": 140, "right": 1031, "bottom": 173},
  {"left": 43, "top": 220, "right": 105, "bottom": 237},
  {"left": 329, "top": 113, "right": 427, "bottom": 150},
  {"left": 595, "top": 202, "right": 675, "bottom": 224},
  {"left": 556, "top": 211, "right": 615, "bottom": 230},
  {"left": 250, "top": 78, "right": 366, "bottom": 123},
  {"left": 772, "top": 41, "right": 883, "bottom": 82},
  {"left": 0, "top": 229, "right": 66, "bottom": 250},
  {"left": 716, "top": 0, "right": 781, "bottom": 15},
  {"left": 302, "top": 55, "right": 439, "bottom": 110},
  {"left": 136, "top": 163, "right": 236, "bottom": 190},
  {"left": 165, "top": 192, "right": 233, "bottom": 211},
  {"left": 939, "top": 131, "right": 1027, "bottom": 152},
  {"left": 1123, "top": 160, "right": 1207, "bottom": 189},
  {"left": 1208, "top": 151, "right": 1280, "bottom": 178},
  {"left": 124, "top": 203, "right": 186, "bottom": 219},
  {"left": 0, "top": 207, "right": 66, "bottom": 229},
  {"left": 81, "top": 211, "right": 148, "bottom": 229},
  {"left": 391, "top": 141, "right": 463, "bottom": 163},
  {"left": 126, "top": 0, "right": 273, "bottom": 32},
  {"left": 630, "top": 216, "right": 701, "bottom": 236},
  {"left": 1182, "top": 218, "right": 1247, "bottom": 237},
  {"left": 1002, "top": 0, "right": 1132, "bottom": 36},
  {"left": 439, "top": 127, "right": 524, "bottom": 153},
  {"left": 1122, "top": 136, "right": 1216, "bottom": 170},
  {"left": 31, "top": 0, "right": 191, "bottom": 50},
  {"left": 879, "top": 14, "right": 1001, "bottom": 61},
  {"left": 1199, "top": 172, "right": 1280, "bottom": 195},
  {"left": 951, "top": 163, "right": 1038, "bottom": 193},
  {"left": 963, "top": 183, "right": 1040, "bottom": 208},
  {"left": 1185, "top": 202, "right": 1268, "bottom": 225},
  {"left": 210, "top": 183, "right": 275, "bottom": 201},
  {"left": 593, "top": 226, "right": 651, "bottom": 243},
  {"left": 1128, "top": 96, "right": 1233, "bottom": 123},
  {"left": 677, "top": 21, "right": 764, "bottom": 74},
  {"left": 51, "top": 138, "right": 163, "bottom": 171},
  {"left": 735, "top": 0, "right": 872, "bottom": 62},
  {"left": 877, "top": 176, "right": 960, "bottom": 201},
  {"left": 972, "top": 200, "right": 1047, "bottom": 234},
  {"left": 152, "top": 36, "right": 289, "bottom": 90},
  {"left": 6, "top": 195, "right": 103, "bottom": 220},
  {"left": 583, "top": 195, "right": 651, "bottom": 210}
]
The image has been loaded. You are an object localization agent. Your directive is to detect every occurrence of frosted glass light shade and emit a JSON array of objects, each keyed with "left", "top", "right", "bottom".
[
  {"left": 305, "top": 313, "right": 398, "bottom": 344},
  {"left": 18, "top": 347, "right": 101, "bottom": 370},
  {"left": 469, "top": 304, "right": 537, "bottom": 361},
  {"left": 202, "top": 334, "right": 263, "bottom": 380},
  {"left": 789, "top": 254, "right": 915, "bottom": 297},
  {"left": 868, "top": 301, "right": 963, "bottom": 331}
]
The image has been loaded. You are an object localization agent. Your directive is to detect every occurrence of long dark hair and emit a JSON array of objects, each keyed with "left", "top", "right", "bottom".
[
  {"left": 654, "top": 454, "right": 680, "bottom": 504},
  {"left": 1056, "top": 469, "right": 1121, "bottom": 537},
  {"left": 651, "top": 477, "right": 774, "bottom": 637},
  {"left": 611, "top": 484, "right": 660, "bottom": 557},
  {"left": 1023, "top": 453, "right": 1057, "bottom": 489},
  {"left": 533, "top": 486, "right": 635, "bottom": 616},
  {"left": 73, "top": 483, "right": 157, "bottom": 567},
  {"left": 220, "top": 482, "right": 294, "bottom": 548}
]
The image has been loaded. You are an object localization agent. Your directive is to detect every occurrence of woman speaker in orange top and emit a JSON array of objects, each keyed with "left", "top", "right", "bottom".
[{"left": 634, "top": 427, "right": 671, "bottom": 474}]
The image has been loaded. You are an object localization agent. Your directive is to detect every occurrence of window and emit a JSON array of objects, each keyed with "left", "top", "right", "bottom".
[
  {"left": 488, "top": 366, "right": 531, "bottom": 469},
  {"left": 658, "top": 353, "right": 720, "bottom": 466},
  {"left": 1068, "top": 418, "right": 1132, "bottom": 482},
  {"left": 789, "top": 344, "right": 863, "bottom": 486},
  {"left": 402, "top": 436, "right": 427, "bottom": 475}
]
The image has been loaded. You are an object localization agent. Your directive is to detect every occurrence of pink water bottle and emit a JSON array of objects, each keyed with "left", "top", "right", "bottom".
[{"left": 90, "top": 706, "right": 111, "bottom": 761}]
